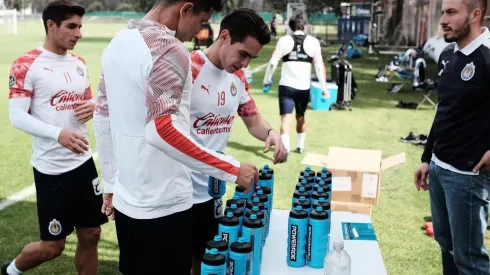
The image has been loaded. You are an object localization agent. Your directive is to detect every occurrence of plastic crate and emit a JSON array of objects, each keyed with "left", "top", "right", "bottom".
[{"left": 310, "top": 81, "right": 338, "bottom": 111}]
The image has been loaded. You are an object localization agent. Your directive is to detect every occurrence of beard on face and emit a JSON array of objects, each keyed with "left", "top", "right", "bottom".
[{"left": 443, "top": 15, "right": 471, "bottom": 43}]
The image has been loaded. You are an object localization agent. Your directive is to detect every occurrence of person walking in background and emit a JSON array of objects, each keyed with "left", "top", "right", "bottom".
[
  {"left": 3, "top": 1, "right": 107, "bottom": 275},
  {"left": 414, "top": 0, "right": 490, "bottom": 274},
  {"left": 93, "top": 0, "right": 259, "bottom": 274},
  {"left": 262, "top": 16, "right": 329, "bottom": 156},
  {"left": 270, "top": 15, "right": 277, "bottom": 38}
]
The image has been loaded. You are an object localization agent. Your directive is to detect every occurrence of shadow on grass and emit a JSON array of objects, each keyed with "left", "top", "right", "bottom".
[{"left": 226, "top": 141, "right": 271, "bottom": 162}]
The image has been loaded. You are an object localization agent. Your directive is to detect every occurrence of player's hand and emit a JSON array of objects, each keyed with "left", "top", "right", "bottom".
[
  {"left": 75, "top": 100, "right": 96, "bottom": 123},
  {"left": 58, "top": 129, "right": 89, "bottom": 154},
  {"left": 414, "top": 163, "right": 429, "bottom": 191},
  {"left": 473, "top": 150, "right": 490, "bottom": 173},
  {"left": 264, "top": 129, "right": 287, "bottom": 164},
  {"left": 101, "top": 193, "right": 115, "bottom": 220},
  {"left": 322, "top": 90, "right": 331, "bottom": 99},
  {"left": 236, "top": 162, "right": 259, "bottom": 193}
]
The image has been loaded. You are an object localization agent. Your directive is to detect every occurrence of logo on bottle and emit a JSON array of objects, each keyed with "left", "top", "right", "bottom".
[
  {"left": 212, "top": 177, "right": 220, "bottom": 195},
  {"left": 227, "top": 259, "right": 235, "bottom": 275},
  {"left": 307, "top": 224, "right": 312, "bottom": 261},
  {"left": 289, "top": 224, "right": 298, "bottom": 261},
  {"left": 222, "top": 232, "right": 229, "bottom": 243}
]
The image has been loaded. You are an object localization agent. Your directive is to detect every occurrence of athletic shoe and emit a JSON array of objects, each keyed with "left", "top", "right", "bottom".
[
  {"left": 296, "top": 147, "right": 305, "bottom": 154},
  {"left": 2, "top": 262, "right": 10, "bottom": 275},
  {"left": 400, "top": 132, "right": 418, "bottom": 143}
]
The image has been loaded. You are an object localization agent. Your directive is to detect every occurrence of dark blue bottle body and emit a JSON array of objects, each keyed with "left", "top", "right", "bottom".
[{"left": 287, "top": 206, "right": 309, "bottom": 268}]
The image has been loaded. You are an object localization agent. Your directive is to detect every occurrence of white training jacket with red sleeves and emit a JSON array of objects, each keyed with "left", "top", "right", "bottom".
[{"left": 93, "top": 19, "right": 240, "bottom": 220}]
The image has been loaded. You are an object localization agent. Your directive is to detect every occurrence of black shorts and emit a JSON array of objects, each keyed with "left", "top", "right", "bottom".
[
  {"left": 278, "top": 85, "right": 310, "bottom": 116},
  {"left": 191, "top": 198, "right": 222, "bottom": 258},
  {"left": 115, "top": 208, "right": 193, "bottom": 275},
  {"left": 33, "top": 157, "right": 108, "bottom": 241}
]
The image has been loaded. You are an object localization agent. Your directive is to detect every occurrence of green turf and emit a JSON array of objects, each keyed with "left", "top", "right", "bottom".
[{"left": 0, "top": 19, "right": 485, "bottom": 275}]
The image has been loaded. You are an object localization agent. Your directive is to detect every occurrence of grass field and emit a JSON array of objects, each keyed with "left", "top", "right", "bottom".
[{"left": 0, "top": 19, "right": 484, "bottom": 275}]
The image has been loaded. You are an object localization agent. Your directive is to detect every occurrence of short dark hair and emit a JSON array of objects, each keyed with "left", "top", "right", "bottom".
[
  {"left": 219, "top": 8, "right": 271, "bottom": 46},
  {"left": 464, "top": 0, "right": 487, "bottom": 23},
  {"left": 158, "top": 0, "right": 224, "bottom": 14},
  {"left": 42, "top": 0, "right": 85, "bottom": 34},
  {"left": 289, "top": 16, "right": 305, "bottom": 31}
]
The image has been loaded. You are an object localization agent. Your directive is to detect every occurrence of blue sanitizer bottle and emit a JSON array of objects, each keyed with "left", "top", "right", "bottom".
[
  {"left": 287, "top": 206, "right": 309, "bottom": 267},
  {"left": 262, "top": 164, "right": 274, "bottom": 182},
  {"left": 219, "top": 212, "right": 240, "bottom": 247},
  {"left": 262, "top": 165, "right": 274, "bottom": 208},
  {"left": 246, "top": 197, "right": 265, "bottom": 213},
  {"left": 228, "top": 237, "right": 252, "bottom": 275},
  {"left": 245, "top": 206, "right": 266, "bottom": 247},
  {"left": 311, "top": 187, "right": 330, "bottom": 205},
  {"left": 307, "top": 207, "right": 330, "bottom": 269},
  {"left": 208, "top": 151, "right": 227, "bottom": 198},
  {"left": 258, "top": 169, "right": 273, "bottom": 202},
  {"left": 224, "top": 203, "right": 244, "bottom": 229},
  {"left": 252, "top": 191, "right": 269, "bottom": 232},
  {"left": 208, "top": 176, "right": 226, "bottom": 199},
  {"left": 299, "top": 172, "right": 316, "bottom": 185},
  {"left": 296, "top": 179, "right": 313, "bottom": 195},
  {"left": 206, "top": 235, "right": 229, "bottom": 264},
  {"left": 292, "top": 186, "right": 311, "bottom": 205},
  {"left": 300, "top": 166, "right": 316, "bottom": 177},
  {"left": 234, "top": 185, "right": 252, "bottom": 203},
  {"left": 316, "top": 168, "right": 332, "bottom": 179},
  {"left": 201, "top": 248, "right": 226, "bottom": 275},
  {"left": 254, "top": 186, "right": 272, "bottom": 236},
  {"left": 313, "top": 198, "right": 331, "bottom": 217},
  {"left": 227, "top": 196, "right": 246, "bottom": 211},
  {"left": 293, "top": 197, "right": 312, "bottom": 213},
  {"left": 241, "top": 214, "right": 264, "bottom": 275}
]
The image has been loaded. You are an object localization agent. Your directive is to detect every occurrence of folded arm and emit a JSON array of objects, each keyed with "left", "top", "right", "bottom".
[{"left": 9, "top": 97, "right": 62, "bottom": 141}]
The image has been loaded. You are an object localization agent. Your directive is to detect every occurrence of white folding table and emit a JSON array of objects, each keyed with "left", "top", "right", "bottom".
[{"left": 260, "top": 209, "right": 387, "bottom": 275}]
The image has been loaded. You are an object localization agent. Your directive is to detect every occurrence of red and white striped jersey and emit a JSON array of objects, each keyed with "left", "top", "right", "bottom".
[
  {"left": 189, "top": 50, "right": 258, "bottom": 203},
  {"left": 8, "top": 47, "right": 93, "bottom": 175},
  {"left": 93, "top": 20, "right": 241, "bottom": 219}
]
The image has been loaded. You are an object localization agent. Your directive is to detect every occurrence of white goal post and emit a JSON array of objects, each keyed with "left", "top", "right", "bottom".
[{"left": 0, "top": 9, "right": 18, "bottom": 35}]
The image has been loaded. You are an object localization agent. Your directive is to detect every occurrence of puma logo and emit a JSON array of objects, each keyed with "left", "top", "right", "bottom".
[
  {"left": 201, "top": 84, "right": 210, "bottom": 95},
  {"left": 439, "top": 60, "right": 449, "bottom": 76}
]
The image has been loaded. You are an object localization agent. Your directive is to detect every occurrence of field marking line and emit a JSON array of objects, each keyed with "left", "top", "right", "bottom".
[
  {"left": 251, "top": 62, "right": 270, "bottom": 73},
  {"left": 0, "top": 152, "right": 98, "bottom": 211}
]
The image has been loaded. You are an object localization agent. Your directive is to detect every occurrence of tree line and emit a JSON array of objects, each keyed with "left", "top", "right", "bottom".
[{"left": 4, "top": 0, "right": 332, "bottom": 15}]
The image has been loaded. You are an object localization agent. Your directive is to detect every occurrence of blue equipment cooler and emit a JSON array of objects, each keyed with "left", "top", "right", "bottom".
[{"left": 310, "top": 82, "right": 338, "bottom": 111}]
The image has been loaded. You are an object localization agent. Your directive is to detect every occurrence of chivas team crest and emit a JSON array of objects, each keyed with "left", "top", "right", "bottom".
[
  {"left": 461, "top": 62, "right": 475, "bottom": 81},
  {"left": 230, "top": 81, "right": 237, "bottom": 96}
]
